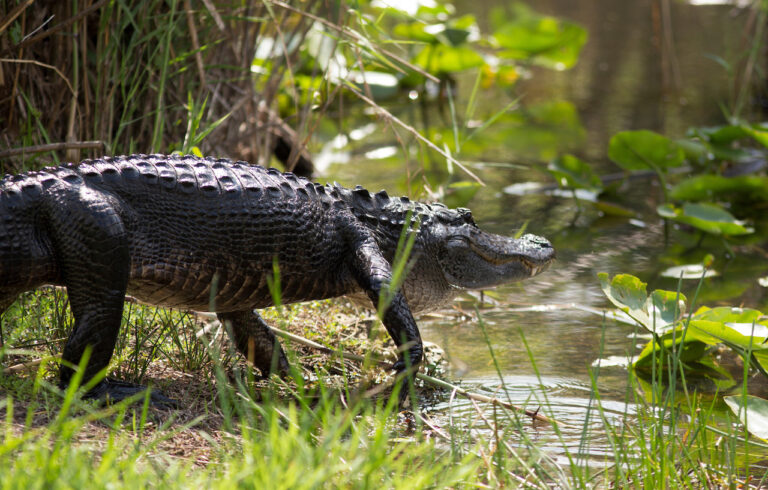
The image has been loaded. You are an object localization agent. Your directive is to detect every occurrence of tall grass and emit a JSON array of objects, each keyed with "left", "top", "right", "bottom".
[
  {"left": 3, "top": 285, "right": 767, "bottom": 488},
  {"left": 0, "top": 0, "right": 321, "bottom": 172}
]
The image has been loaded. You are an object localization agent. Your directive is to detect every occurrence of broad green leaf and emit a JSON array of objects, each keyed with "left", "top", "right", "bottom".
[
  {"left": 646, "top": 289, "right": 686, "bottom": 330},
  {"left": 598, "top": 273, "right": 687, "bottom": 333},
  {"left": 724, "top": 395, "right": 768, "bottom": 441},
  {"left": 692, "top": 306, "right": 766, "bottom": 327},
  {"left": 754, "top": 351, "right": 768, "bottom": 374},
  {"left": 694, "top": 124, "right": 750, "bottom": 145},
  {"left": 608, "top": 130, "right": 685, "bottom": 171},
  {"left": 547, "top": 154, "right": 602, "bottom": 192},
  {"left": 598, "top": 273, "right": 650, "bottom": 329},
  {"left": 493, "top": 9, "right": 586, "bottom": 70},
  {"left": 633, "top": 335, "right": 709, "bottom": 369},
  {"left": 393, "top": 22, "right": 436, "bottom": 43},
  {"left": 687, "top": 320, "right": 746, "bottom": 346},
  {"left": 670, "top": 175, "right": 768, "bottom": 203},
  {"left": 741, "top": 126, "right": 768, "bottom": 149},
  {"left": 413, "top": 44, "right": 485, "bottom": 73},
  {"left": 657, "top": 202, "right": 753, "bottom": 236}
]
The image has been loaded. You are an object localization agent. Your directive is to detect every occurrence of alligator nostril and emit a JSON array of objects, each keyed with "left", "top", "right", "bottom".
[{"left": 523, "top": 234, "right": 552, "bottom": 247}]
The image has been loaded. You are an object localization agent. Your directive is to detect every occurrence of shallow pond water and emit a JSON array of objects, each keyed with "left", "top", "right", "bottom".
[{"left": 315, "top": 0, "right": 768, "bottom": 465}]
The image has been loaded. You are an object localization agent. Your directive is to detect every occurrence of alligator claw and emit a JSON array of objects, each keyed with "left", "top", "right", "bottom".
[
  {"left": 85, "top": 378, "right": 179, "bottom": 409},
  {"left": 390, "top": 359, "right": 406, "bottom": 373}
]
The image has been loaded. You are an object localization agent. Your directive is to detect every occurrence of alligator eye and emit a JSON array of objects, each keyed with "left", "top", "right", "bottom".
[{"left": 457, "top": 208, "right": 475, "bottom": 226}]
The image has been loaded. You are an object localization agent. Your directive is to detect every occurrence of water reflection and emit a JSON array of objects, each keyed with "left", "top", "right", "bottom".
[{"left": 316, "top": 0, "right": 765, "bottom": 464}]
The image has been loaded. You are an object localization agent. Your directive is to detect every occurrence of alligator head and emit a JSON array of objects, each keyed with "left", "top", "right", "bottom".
[
  {"left": 427, "top": 208, "right": 555, "bottom": 290},
  {"left": 340, "top": 187, "right": 555, "bottom": 312}
]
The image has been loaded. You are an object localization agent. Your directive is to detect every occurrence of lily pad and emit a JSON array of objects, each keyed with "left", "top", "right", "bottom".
[
  {"left": 633, "top": 334, "right": 709, "bottom": 369},
  {"left": 598, "top": 273, "right": 685, "bottom": 333},
  {"left": 547, "top": 154, "right": 602, "bottom": 192},
  {"left": 493, "top": 5, "right": 586, "bottom": 70},
  {"left": 608, "top": 130, "right": 685, "bottom": 171},
  {"left": 660, "top": 264, "right": 718, "bottom": 279},
  {"left": 598, "top": 272, "right": 650, "bottom": 328},
  {"left": 724, "top": 395, "right": 768, "bottom": 441},
  {"left": 741, "top": 126, "right": 768, "bottom": 149},
  {"left": 657, "top": 202, "right": 753, "bottom": 236},
  {"left": 413, "top": 44, "right": 485, "bottom": 73},
  {"left": 670, "top": 175, "right": 768, "bottom": 203}
]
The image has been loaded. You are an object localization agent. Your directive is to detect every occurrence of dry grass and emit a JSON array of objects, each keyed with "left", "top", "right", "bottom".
[{"left": 0, "top": 0, "right": 322, "bottom": 173}]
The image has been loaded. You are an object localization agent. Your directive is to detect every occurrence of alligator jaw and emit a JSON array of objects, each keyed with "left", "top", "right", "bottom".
[
  {"left": 439, "top": 230, "right": 555, "bottom": 290},
  {"left": 470, "top": 232, "right": 555, "bottom": 276}
]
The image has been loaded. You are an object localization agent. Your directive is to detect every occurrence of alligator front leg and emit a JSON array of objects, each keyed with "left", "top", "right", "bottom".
[
  {"left": 49, "top": 191, "right": 175, "bottom": 407},
  {"left": 350, "top": 236, "right": 423, "bottom": 375},
  {"left": 218, "top": 310, "right": 290, "bottom": 377}
]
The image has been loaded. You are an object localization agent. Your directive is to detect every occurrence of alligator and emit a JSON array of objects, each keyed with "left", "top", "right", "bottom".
[{"left": 0, "top": 154, "right": 555, "bottom": 405}]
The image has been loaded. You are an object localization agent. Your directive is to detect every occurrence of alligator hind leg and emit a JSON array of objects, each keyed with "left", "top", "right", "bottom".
[
  {"left": 49, "top": 193, "right": 175, "bottom": 407},
  {"left": 218, "top": 310, "right": 290, "bottom": 377}
]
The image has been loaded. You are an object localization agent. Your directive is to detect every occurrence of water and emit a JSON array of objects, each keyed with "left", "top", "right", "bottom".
[{"left": 316, "top": 1, "right": 767, "bottom": 465}]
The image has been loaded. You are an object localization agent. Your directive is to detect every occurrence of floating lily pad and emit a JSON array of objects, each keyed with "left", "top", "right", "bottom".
[
  {"left": 413, "top": 44, "right": 485, "bottom": 73},
  {"left": 608, "top": 130, "right": 685, "bottom": 171},
  {"left": 493, "top": 4, "right": 586, "bottom": 70},
  {"left": 598, "top": 273, "right": 686, "bottom": 333},
  {"left": 670, "top": 175, "right": 768, "bottom": 203},
  {"left": 547, "top": 154, "right": 602, "bottom": 192},
  {"left": 741, "top": 126, "right": 768, "bottom": 149},
  {"left": 633, "top": 334, "right": 709, "bottom": 369},
  {"left": 660, "top": 264, "right": 718, "bottom": 279},
  {"left": 657, "top": 202, "right": 753, "bottom": 236},
  {"left": 724, "top": 395, "right": 768, "bottom": 441}
]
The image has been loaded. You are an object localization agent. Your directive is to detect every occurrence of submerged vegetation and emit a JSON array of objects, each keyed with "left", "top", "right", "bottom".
[{"left": 2, "top": 0, "right": 768, "bottom": 487}]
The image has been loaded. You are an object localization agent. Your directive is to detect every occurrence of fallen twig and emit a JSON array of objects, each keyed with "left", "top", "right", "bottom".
[
  {"left": 0, "top": 58, "right": 77, "bottom": 97},
  {"left": 267, "top": 325, "right": 560, "bottom": 426},
  {"left": 2, "top": 356, "right": 51, "bottom": 375}
]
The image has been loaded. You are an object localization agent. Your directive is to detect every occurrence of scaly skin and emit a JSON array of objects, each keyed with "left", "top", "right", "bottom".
[{"left": 0, "top": 154, "right": 555, "bottom": 405}]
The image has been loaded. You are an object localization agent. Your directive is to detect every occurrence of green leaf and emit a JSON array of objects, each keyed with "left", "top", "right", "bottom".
[
  {"left": 670, "top": 174, "right": 768, "bottom": 203},
  {"left": 657, "top": 202, "right": 753, "bottom": 236},
  {"left": 493, "top": 6, "right": 586, "bottom": 70},
  {"left": 598, "top": 273, "right": 687, "bottom": 332},
  {"left": 633, "top": 335, "right": 709, "bottom": 369},
  {"left": 547, "top": 154, "right": 602, "bottom": 192},
  {"left": 598, "top": 273, "right": 650, "bottom": 329},
  {"left": 393, "top": 22, "right": 437, "bottom": 43},
  {"left": 724, "top": 395, "right": 768, "bottom": 441},
  {"left": 647, "top": 289, "right": 686, "bottom": 330},
  {"left": 695, "top": 125, "right": 750, "bottom": 145},
  {"left": 608, "top": 130, "right": 685, "bottom": 171},
  {"left": 741, "top": 126, "right": 768, "bottom": 149},
  {"left": 413, "top": 44, "right": 485, "bottom": 73}
]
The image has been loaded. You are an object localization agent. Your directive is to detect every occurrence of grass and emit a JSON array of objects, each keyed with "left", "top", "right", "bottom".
[{"left": 2, "top": 288, "right": 768, "bottom": 488}]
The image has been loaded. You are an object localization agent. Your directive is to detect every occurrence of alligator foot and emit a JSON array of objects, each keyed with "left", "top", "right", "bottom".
[
  {"left": 84, "top": 378, "right": 179, "bottom": 409},
  {"left": 391, "top": 359, "right": 418, "bottom": 410}
]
